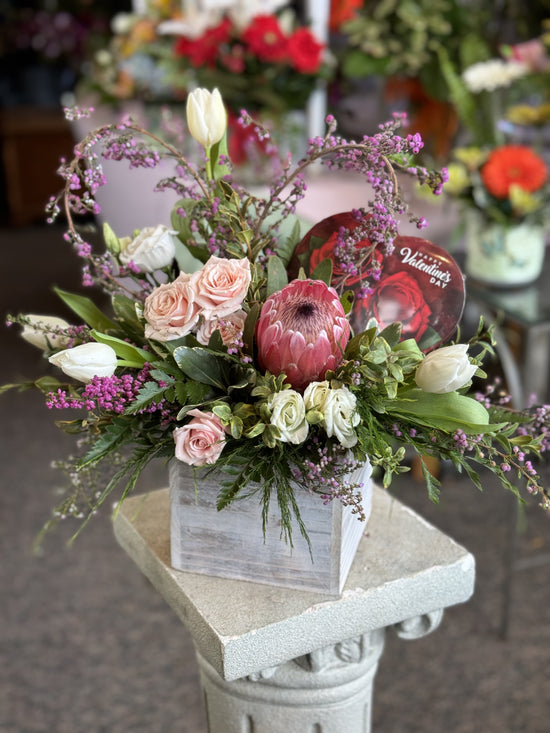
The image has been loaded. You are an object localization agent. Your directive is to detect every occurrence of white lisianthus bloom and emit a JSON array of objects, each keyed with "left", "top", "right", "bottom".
[
  {"left": 186, "top": 88, "right": 227, "bottom": 149},
  {"left": 415, "top": 344, "right": 477, "bottom": 394},
  {"left": 21, "top": 315, "right": 71, "bottom": 351},
  {"left": 462, "top": 59, "right": 528, "bottom": 93},
  {"left": 119, "top": 224, "right": 177, "bottom": 272},
  {"left": 49, "top": 343, "right": 118, "bottom": 383},
  {"left": 268, "top": 390, "right": 309, "bottom": 444},
  {"left": 322, "top": 387, "right": 360, "bottom": 449}
]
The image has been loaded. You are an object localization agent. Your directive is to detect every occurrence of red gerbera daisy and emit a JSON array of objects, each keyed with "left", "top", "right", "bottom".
[
  {"left": 242, "top": 15, "right": 288, "bottom": 63},
  {"left": 287, "top": 28, "right": 324, "bottom": 74},
  {"left": 481, "top": 144, "right": 548, "bottom": 199}
]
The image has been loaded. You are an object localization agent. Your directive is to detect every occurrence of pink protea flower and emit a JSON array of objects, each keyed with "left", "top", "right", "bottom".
[{"left": 256, "top": 279, "right": 350, "bottom": 391}]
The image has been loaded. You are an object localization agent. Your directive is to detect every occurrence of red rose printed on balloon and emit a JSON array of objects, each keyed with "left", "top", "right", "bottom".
[{"left": 368, "top": 271, "right": 432, "bottom": 339}]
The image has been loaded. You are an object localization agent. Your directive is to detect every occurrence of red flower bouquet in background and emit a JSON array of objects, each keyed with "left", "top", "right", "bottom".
[{"left": 168, "top": 10, "right": 329, "bottom": 115}]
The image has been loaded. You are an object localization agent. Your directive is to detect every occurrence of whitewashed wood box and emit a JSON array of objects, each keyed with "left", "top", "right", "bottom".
[{"left": 169, "top": 459, "right": 372, "bottom": 595}]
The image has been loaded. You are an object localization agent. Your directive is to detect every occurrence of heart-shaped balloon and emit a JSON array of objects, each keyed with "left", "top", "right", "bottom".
[{"left": 290, "top": 211, "right": 466, "bottom": 351}]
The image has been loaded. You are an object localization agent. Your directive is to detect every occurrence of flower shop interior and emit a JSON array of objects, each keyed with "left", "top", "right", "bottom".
[{"left": 1, "top": 1, "right": 550, "bottom": 732}]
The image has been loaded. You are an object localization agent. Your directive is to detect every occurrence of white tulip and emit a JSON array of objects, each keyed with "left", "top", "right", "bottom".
[
  {"left": 119, "top": 224, "right": 177, "bottom": 272},
  {"left": 415, "top": 344, "right": 477, "bottom": 394},
  {"left": 21, "top": 315, "right": 71, "bottom": 351},
  {"left": 186, "top": 88, "right": 227, "bottom": 149},
  {"left": 49, "top": 343, "right": 118, "bottom": 383}
]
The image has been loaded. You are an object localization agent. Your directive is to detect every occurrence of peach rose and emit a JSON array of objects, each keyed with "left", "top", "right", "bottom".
[
  {"left": 173, "top": 409, "right": 226, "bottom": 466},
  {"left": 144, "top": 272, "right": 200, "bottom": 341},
  {"left": 193, "top": 256, "right": 251, "bottom": 319},
  {"left": 195, "top": 309, "right": 247, "bottom": 347}
]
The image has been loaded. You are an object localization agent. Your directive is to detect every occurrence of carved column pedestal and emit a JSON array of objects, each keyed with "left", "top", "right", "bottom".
[
  {"left": 196, "top": 611, "right": 444, "bottom": 733},
  {"left": 113, "top": 487, "right": 475, "bottom": 732}
]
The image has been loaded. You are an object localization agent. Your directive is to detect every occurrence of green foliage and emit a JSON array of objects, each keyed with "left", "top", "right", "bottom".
[{"left": 54, "top": 287, "right": 117, "bottom": 332}]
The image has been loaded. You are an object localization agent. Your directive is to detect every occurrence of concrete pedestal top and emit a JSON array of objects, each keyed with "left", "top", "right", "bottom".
[{"left": 113, "top": 485, "right": 475, "bottom": 682}]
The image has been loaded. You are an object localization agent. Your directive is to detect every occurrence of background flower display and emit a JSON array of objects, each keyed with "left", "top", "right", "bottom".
[
  {"left": 79, "top": 1, "right": 332, "bottom": 177},
  {"left": 442, "top": 142, "right": 549, "bottom": 285},
  {"left": 444, "top": 143, "right": 549, "bottom": 226},
  {"left": 3, "top": 88, "right": 549, "bottom": 554}
]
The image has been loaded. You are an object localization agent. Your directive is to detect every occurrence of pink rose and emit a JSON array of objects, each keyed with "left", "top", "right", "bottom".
[
  {"left": 196, "top": 309, "right": 247, "bottom": 347},
  {"left": 144, "top": 272, "right": 200, "bottom": 341},
  {"left": 192, "top": 256, "right": 251, "bottom": 319},
  {"left": 173, "top": 409, "right": 226, "bottom": 466}
]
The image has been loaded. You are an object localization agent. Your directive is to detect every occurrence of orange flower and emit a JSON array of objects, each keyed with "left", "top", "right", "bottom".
[
  {"left": 481, "top": 145, "right": 548, "bottom": 199},
  {"left": 330, "top": 0, "right": 363, "bottom": 31}
]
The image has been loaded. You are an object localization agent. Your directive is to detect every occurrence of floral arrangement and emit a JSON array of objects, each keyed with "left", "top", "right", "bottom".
[
  {"left": 83, "top": 1, "right": 330, "bottom": 114},
  {"left": 444, "top": 143, "right": 549, "bottom": 226},
  {"left": 3, "top": 88, "right": 549, "bottom": 550}
]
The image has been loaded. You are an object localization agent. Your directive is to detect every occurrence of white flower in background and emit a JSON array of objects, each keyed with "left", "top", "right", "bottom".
[
  {"left": 21, "top": 315, "right": 72, "bottom": 351},
  {"left": 94, "top": 49, "right": 114, "bottom": 67},
  {"left": 157, "top": 9, "right": 222, "bottom": 39},
  {"left": 322, "top": 387, "right": 360, "bottom": 449},
  {"left": 49, "top": 343, "right": 118, "bottom": 383},
  {"left": 119, "top": 224, "right": 177, "bottom": 272},
  {"left": 415, "top": 344, "right": 477, "bottom": 394},
  {"left": 110, "top": 12, "right": 136, "bottom": 35},
  {"left": 462, "top": 59, "right": 528, "bottom": 93},
  {"left": 268, "top": 390, "right": 309, "bottom": 444},
  {"left": 186, "top": 87, "right": 227, "bottom": 149},
  {"left": 226, "top": 0, "right": 289, "bottom": 29}
]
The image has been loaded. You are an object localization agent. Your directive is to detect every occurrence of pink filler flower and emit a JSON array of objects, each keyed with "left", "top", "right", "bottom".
[{"left": 256, "top": 279, "right": 350, "bottom": 391}]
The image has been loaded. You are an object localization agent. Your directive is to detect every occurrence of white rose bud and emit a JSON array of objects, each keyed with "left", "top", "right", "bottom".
[
  {"left": 49, "top": 343, "right": 118, "bottom": 384},
  {"left": 268, "top": 390, "right": 309, "bottom": 444},
  {"left": 21, "top": 315, "right": 71, "bottom": 351},
  {"left": 303, "top": 380, "right": 330, "bottom": 412},
  {"left": 119, "top": 224, "right": 177, "bottom": 272},
  {"left": 186, "top": 87, "right": 227, "bottom": 148},
  {"left": 323, "top": 387, "right": 360, "bottom": 449},
  {"left": 415, "top": 344, "right": 477, "bottom": 394}
]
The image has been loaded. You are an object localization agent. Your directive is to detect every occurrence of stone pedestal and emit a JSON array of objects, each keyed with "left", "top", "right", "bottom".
[{"left": 113, "top": 486, "right": 475, "bottom": 732}]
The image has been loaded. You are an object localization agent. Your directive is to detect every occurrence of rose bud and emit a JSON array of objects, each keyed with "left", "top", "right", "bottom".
[
  {"left": 415, "top": 344, "right": 477, "bottom": 394},
  {"left": 186, "top": 87, "right": 227, "bottom": 149},
  {"left": 48, "top": 342, "right": 118, "bottom": 383},
  {"left": 119, "top": 224, "right": 177, "bottom": 272},
  {"left": 173, "top": 409, "right": 226, "bottom": 466},
  {"left": 256, "top": 279, "right": 350, "bottom": 392}
]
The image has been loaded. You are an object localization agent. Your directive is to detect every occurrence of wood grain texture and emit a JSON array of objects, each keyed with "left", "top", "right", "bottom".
[{"left": 169, "top": 460, "right": 372, "bottom": 594}]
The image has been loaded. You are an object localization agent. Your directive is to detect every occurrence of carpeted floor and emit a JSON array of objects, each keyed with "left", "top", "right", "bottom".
[{"left": 1, "top": 221, "right": 550, "bottom": 733}]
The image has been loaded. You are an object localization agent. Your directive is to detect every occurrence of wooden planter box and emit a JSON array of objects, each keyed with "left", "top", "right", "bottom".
[{"left": 169, "top": 459, "right": 372, "bottom": 595}]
